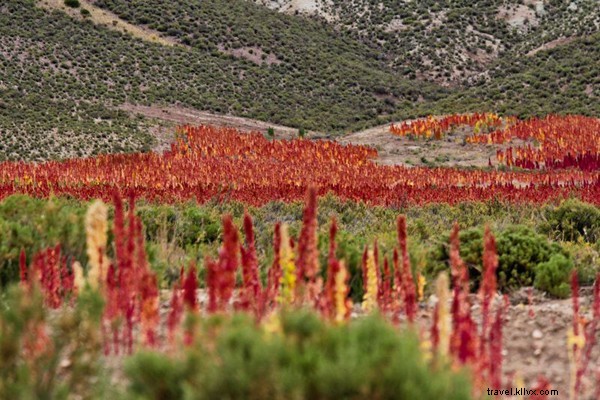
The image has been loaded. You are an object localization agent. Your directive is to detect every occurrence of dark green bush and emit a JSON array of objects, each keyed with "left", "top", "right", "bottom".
[
  {"left": 64, "top": 0, "right": 80, "bottom": 8},
  {"left": 542, "top": 199, "right": 600, "bottom": 243},
  {"left": 125, "top": 311, "right": 474, "bottom": 400},
  {"left": 426, "top": 225, "right": 568, "bottom": 292},
  {"left": 496, "top": 225, "right": 566, "bottom": 289},
  {"left": 534, "top": 254, "right": 573, "bottom": 298}
]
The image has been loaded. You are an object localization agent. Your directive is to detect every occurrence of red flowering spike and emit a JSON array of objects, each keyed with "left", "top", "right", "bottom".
[
  {"left": 397, "top": 215, "right": 416, "bottom": 322},
  {"left": 479, "top": 226, "right": 498, "bottom": 376},
  {"left": 19, "top": 248, "right": 28, "bottom": 285},
  {"left": 324, "top": 218, "right": 340, "bottom": 319},
  {"left": 392, "top": 248, "right": 402, "bottom": 322},
  {"left": 296, "top": 187, "right": 319, "bottom": 305},
  {"left": 139, "top": 270, "right": 159, "bottom": 347},
  {"left": 216, "top": 215, "right": 239, "bottom": 311},
  {"left": 361, "top": 246, "right": 369, "bottom": 299},
  {"left": 264, "top": 222, "right": 282, "bottom": 312},
  {"left": 528, "top": 376, "right": 550, "bottom": 400},
  {"left": 183, "top": 262, "right": 198, "bottom": 312},
  {"left": 381, "top": 257, "right": 392, "bottom": 314},
  {"left": 60, "top": 256, "right": 75, "bottom": 299},
  {"left": 488, "top": 296, "right": 505, "bottom": 390},
  {"left": 167, "top": 278, "right": 183, "bottom": 346},
  {"left": 238, "top": 212, "right": 263, "bottom": 318},
  {"left": 206, "top": 256, "right": 218, "bottom": 313}
]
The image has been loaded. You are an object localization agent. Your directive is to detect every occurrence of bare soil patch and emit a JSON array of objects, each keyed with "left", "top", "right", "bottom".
[
  {"left": 121, "top": 104, "right": 316, "bottom": 152},
  {"left": 217, "top": 45, "right": 282, "bottom": 66},
  {"left": 497, "top": 4, "right": 539, "bottom": 31},
  {"left": 126, "top": 105, "right": 505, "bottom": 168},
  {"left": 337, "top": 123, "right": 498, "bottom": 168}
]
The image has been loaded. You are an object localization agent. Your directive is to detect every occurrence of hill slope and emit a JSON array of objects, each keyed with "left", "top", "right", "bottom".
[
  {"left": 1, "top": 0, "right": 443, "bottom": 160},
  {"left": 256, "top": 0, "right": 600, "bottom": 86},
  {"left": 0, "top": 0, "right": 598, "bottom": 161}
]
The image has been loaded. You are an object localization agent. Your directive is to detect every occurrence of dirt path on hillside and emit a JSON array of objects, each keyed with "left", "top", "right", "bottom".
[
  {"left": 37, "top": 0, "right": 178, "bottom": 47},
  {"left": 122, "top": 104, "right": 323, "bottom": 152}
]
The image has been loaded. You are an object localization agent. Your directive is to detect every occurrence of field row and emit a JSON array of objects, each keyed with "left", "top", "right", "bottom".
[
  {"left": 390, "top": 114, "right": 600, "bottom": 171},
  {"left": 1, "top": 125, "right": 598, "bottom": 206}
]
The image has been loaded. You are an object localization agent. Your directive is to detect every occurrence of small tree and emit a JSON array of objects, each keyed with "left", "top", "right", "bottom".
[
  {"left": 267, "top": 127, "right": 275, "bottom": 138},
  {"left": 298, "top": 128, "right": 306, "bottom": 138}
]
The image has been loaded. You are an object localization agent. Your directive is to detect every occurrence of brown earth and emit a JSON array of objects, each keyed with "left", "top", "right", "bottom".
[
  {"left": 527, "top": 36, "right": 578, "bottom": 57},
  {"left": 120, "top": 103, "right": 320, "bottom": 153},
  {"left": 384, "top": 286, "right": 599, "bottom": 399},
  {"left": 338, "top": 122, "right": 498, "bottom": 168}
]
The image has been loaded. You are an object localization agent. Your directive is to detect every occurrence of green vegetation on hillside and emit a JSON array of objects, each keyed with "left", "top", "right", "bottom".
[
  {"left": 0, "top": 0, "right": 597, "bottom": 161},
  {"left": 0, "top": 0, "right": 443, "bottom": 160},
  {"left": 424, "top": 33, "right": 600, "bottom": 118},
  {"left": 317, "top": 0, "right": 599, "bottom": 85}
]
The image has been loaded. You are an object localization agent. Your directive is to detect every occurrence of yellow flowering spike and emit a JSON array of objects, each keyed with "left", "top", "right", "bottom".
[
  {"left": 72, "top": 261, "right": 85, "bottom": 292},
  {"left": 420, "top": 338, "right": 433, "bottom": 363},
  {"left": 514, "top": 373, "right": 525, "bottom": 400},
  {"left": 417, "top": 272, "right": 427, "bottom": 302},
  {"left": 278, "top": 224, "right": 296, "bottom": 306},
  {"left": 567, "top": 327, "right": 586, "bottom": 349},
  {"left": 85, "top": 200, "right": 108, "bottom": 288},
  {"left": 362, "top": 249, "right": 378, "bottom": 313},
  {"left": 263, "top": 312, "right": 282, "bottom": 336},
  {"left": 435, "top": 272, "right": 450, "bottom": 357},
  {"left": 334, "top": 261, "right": 352, "bottom": 323}
]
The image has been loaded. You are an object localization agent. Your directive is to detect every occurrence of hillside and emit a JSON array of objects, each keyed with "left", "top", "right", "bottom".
[
  {"left": 1, "top": 0, "right": 443, "bottom": 160},
  {"left": 0, "top": 0, "right": 598, "bottom": 161},
  {"left": 256, "top": 0, "right": 600, "bottom": 86},
  {"left": 422, "top": 32, "right": 600, "bottom": 118}
]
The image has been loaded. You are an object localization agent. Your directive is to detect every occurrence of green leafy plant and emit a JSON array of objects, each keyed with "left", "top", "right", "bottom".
[
  {"left": 125, "top": 311, "right": 474, "bottom": 400},
  {"left": 542, "top": 199, "right": 600, "bottom": 243},
  {"left": 427, "top": 225, "right": 569, "bottom": 292},
  {"left": 534, "top": 254, "right": 573, "bottom": 298}
]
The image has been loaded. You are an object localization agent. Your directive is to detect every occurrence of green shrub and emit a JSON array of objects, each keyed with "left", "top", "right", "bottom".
[
  {"left": 64, "top": 0, "right": 80, "bottom": 8},
  {"left": 534, "top": 254, "right": 573, "bottom": 298},
  {"left": 0, "top": 196, "right": 86, "bottom": 287},
  {"left": 542, "top": 199, "right": 600, "bottom": 243},
  {"left": 0, "top": 285, "right": 109, "bottom": 399},
  {"left": 562, "top": 241, "right": 600, "bottom": 286},
  {"left": 426, "top": 225, "right": 568, "bottom": 292},
  {"left": 496, "top": 225, "right": 565, "bottom": 289},
  {"left": 125, "top": 311, "right": 474, "bottom": 400}
]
